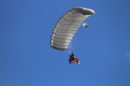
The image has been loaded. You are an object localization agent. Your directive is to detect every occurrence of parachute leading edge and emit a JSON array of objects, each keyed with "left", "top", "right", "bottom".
[{"left": 50, "top": 7, "right": 95, "bottom": 51}]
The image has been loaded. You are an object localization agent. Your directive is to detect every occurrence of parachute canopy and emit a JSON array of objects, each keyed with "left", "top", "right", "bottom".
[{"left": 50, "top": 7, "right": 95, "bottom": 51}]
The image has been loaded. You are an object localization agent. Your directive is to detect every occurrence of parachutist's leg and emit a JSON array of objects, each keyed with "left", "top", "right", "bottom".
[{"left": 68, "top": 59, "right": 72, "bottom": 64}]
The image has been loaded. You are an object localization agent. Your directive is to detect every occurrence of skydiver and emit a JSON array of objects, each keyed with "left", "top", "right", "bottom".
[{"left": 68, "top": 50, "right": 80, "bottom": 64}]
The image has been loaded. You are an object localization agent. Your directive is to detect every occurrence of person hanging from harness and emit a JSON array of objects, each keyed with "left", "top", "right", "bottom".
[{"left": 68, "top": 50, "right": 80, "bottom": 64}]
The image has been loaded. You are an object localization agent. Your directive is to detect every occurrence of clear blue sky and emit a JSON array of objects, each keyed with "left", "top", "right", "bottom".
[{"left": 0, "top": 0, "right": 130, "bottom": 86}]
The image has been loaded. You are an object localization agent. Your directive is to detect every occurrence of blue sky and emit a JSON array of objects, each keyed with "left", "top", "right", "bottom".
[{"left": 0, "top": 0, "right": 130, "bottom": 86}]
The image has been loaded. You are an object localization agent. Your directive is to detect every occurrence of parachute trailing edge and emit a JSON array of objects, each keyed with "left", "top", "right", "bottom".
[{"left": 50, "top": 7, "right": 95, "bottom": 51}]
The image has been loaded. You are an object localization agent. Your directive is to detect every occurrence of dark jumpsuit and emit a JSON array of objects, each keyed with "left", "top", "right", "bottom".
[{"left": 69, "top": 52, "right": 75, "bottom": 64}]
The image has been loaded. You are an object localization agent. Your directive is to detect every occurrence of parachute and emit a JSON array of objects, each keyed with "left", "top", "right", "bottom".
[{"left": 50, "top": 7, "right": 95, "bottom": 51}]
